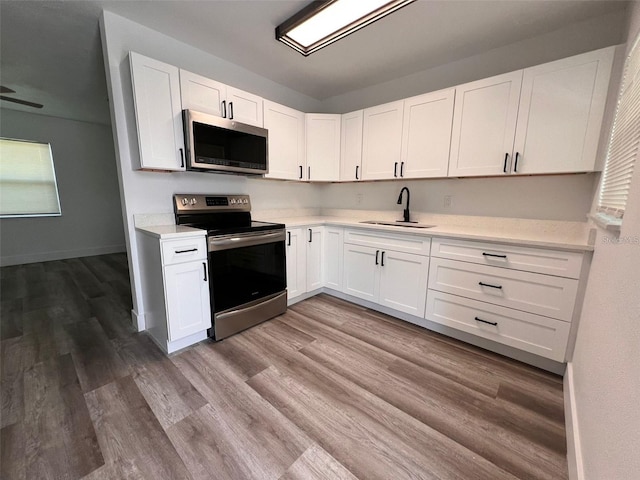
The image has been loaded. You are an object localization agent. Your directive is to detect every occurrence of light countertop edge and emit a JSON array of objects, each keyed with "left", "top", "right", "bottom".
[
  {"left": 136, "top": 224, "right": 207, "bottom": 239},
  {"left": 260, "top": 216, "right": 595, "bottom": 252}
]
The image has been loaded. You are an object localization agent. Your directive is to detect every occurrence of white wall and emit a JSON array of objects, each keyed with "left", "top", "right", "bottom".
[
  {"left": 100, "top": 11, "right": 322, "bottom": 329},
  {"left": 568, "top": 2, "right": 640, "bottom": 479},
  {"left": 0, "top": 109, "right": 125, "bottom": 266},
  {"left": 320, "top": 174, "right": 598, "bottom": 221},
  {"left": 321, "top": 10, "right": 625, "bottom": 113}
]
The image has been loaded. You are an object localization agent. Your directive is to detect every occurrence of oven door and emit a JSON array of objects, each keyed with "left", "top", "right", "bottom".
[{"left": 208, "top": 230, "right": 286, "bottom": 338}]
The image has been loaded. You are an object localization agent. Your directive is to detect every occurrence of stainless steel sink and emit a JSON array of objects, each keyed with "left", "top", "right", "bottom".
[{"left": 360, "top": 220, "right": 436, "bottom": 229}]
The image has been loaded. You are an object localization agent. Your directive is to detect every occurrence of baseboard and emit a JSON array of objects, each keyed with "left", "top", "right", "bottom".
[
  {"left": 0, "top": 244, "right": 126, "bottom": 267},
  {"left": 131, "top": 308, "right": 145, "bottom": 332},
  {"left": 564, "top": 362, "right": 584, "bottom": 480}
]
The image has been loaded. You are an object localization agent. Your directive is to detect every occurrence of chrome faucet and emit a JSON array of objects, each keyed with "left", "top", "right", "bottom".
[{"left": 397, "top": 187, "right": 411, "bottom": 223}]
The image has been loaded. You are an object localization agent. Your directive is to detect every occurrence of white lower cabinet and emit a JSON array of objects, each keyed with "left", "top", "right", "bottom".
[
  {"left": 324, "top": 227, "right": 344, "bottom": 291},
  {"left": 306, "top": 227, "right": 324, "bottom": 291},
  {"left": 425, "top": 237, "right": 584, "bottom": 362},
  {"left": 164, "top": 261, "right": 211, "bottom": 341},
  {"left": 425, "top": 291, "right": 571, "bottom": 362},
  {"left": 285, "top": 226, "right": 325, "bottom": 302},
  {"left": 343, "top": 230, "right": 430, "bottom": 316},
  {"left": 285, "top": 228, "right": 306, "bottom": 300},
  {"left": 137, "top": 230, "right": 212, "bottom": 354}
]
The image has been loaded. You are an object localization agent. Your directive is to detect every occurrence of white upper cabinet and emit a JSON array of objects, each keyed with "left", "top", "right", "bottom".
[
  {"left": 340, "top": 110, "right": 364, "bottom": 181},
  {"left": 449, "top": 71, "right": 523, "bottom": 177},
  {"left": 179, "top": 70, "right": 226, "bottom": 118},
  {"left": 512, "top": 47, "right": 615, "bottom": 174},
  {"left": 263, "top": 100, "right": 306, "bottom": 180},
  {"left": 400, "top": 89, "right": 455, "bottom": 178},
  {"left": 129, "top": 52, "right": 185, "bottom": 171},
  {"left": 226, "top": 86, "right": 264, "bottom": 127},
  {"left": 361, "top": 100, "right": 404, "bottom": 180},
  {"left": 306, "top": 114, "right": 341, "bottom": 182},
  {"left": 180, "top": 70, "right": 264, "bottom": 127}
]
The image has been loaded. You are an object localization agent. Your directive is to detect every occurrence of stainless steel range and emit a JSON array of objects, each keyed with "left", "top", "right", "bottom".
[{"left": 174, "top": 194, "right": 287, "bottom": 340}]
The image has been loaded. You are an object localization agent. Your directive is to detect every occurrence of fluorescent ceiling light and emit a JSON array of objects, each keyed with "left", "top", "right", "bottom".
[{"left": 276, "top": 0, "right": 416, "bottom": 56}]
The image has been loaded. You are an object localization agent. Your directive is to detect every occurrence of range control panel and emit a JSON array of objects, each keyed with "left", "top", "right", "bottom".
[{"left": 174, "top": 194, "right": 251, "bottom": 213}]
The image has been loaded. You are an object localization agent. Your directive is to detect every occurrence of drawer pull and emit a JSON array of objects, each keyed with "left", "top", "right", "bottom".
[
  {"left": 479, "top": 281, "right": 502, "bottom": 290},
  {"left": 482, "top": 252, "right": 507, "bottom": 259},
  {"left": 175, "top": 248, "right": 198, "bottom": 254},
  {"left": 475, "top": 316, "right": 498, "bottom": 326}
]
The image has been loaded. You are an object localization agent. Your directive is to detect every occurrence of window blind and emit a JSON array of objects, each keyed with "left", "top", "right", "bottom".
[
  {"left": 0, "top": 138, "right": 61, "bottom": 217},
  {"left": 598, "top": 34, "right": 640, "bottom": 218}
]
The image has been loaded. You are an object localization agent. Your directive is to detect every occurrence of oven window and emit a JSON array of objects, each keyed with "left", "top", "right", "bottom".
[{"left": 208, "top": 240, "right": 285, "bottom": 312}]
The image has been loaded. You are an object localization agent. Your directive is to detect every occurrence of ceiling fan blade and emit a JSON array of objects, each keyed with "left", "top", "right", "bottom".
[
  {"left": 0, "top": 95, "right": 43, "bottom": 109},
  {"left": 0, "top": 86, "right": 16, "bottom": 94}
]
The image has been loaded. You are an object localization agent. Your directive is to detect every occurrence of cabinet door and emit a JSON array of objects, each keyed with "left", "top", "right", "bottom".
[
  {"left": 226, "top": 86, "right": 264, "bottom": 127},
  {"left": 263, "top": 100, "right": 306, "bottom": 180},
  {"left": 164, "top": 261, "right": 211, "bottom": 341},
  {"left": 340, "top": 110, "right": 364, "bottom": 181},
  {"left": 179, "top": 69, "right": 226, "bottom": 118},
  {"left": 449, "top": 71, "right": 522, "bottom": 177},
  {"left": 513, "top": 47, "right": 615, "bottom": 174},
  {"left": 129, "top": 52, "right": 185, "bottom": 171},
  {"left": 378, "top": 250, "right": 429, "bottom": 316},
  {"left": 306, "top": 114, "right": 341, "bottom": 181},
  {"left": 286, "top": 228, "right": 306, "bottom": 300},
  {"left": 361, "top": 100, "right": 404, "bottom": 180},
  {"left": 342, "top": 244, "right": 379, "bottom": 302},
  {"left": 306, "top": 227, "right": 324, "bottom": 291},
  {"left": 324, "top": 227, "right": 344, "bottom": 291},
  {"left": 401, "top": 89, "right": 455, "bottom": 178}
]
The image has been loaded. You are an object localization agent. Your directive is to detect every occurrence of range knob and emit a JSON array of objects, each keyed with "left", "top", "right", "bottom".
[
  {"left": 230, "top": 198, "right": 236, "bottom": 205},
  {"left": 243, "top": 198, "right": 249, "bottom": 204},
  {"left": 190, "top": 198, "right": 197, "bottom": 205},
  {"left": 181, "top": 197, "right": 189, "bottom": 206}
]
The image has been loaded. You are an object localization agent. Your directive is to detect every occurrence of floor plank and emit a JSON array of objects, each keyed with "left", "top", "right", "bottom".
[
  {"left": 279, "top": 444, "right": 358, "bottom": 480},
  {"left": 64, "top": 317, "right": 130, "bottom": 393},
  {"left": 170, "top": 346, "right": 312, "bottom": 480},
  {"left": 23, "top": 353, "right": 104, "bottom": 479},
  {"left": 1, "top": 422, "right": 25, "bottom": 480},
  {"left": 85, "top": 376, "right": 192, "bottom": 480},
  {"left": 113, "top": 333, "right": 207, "bottom": 429},
  {"left": 0, "top": 254, "right": 569, "bottom": 480}
]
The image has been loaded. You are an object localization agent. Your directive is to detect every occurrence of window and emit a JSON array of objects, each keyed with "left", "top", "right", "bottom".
[
  {"left": 597, "top": 33, "right": 640, "bottom": 223},
  {"left": 0, "top": 138, "right": 61, "bottom": 217}
]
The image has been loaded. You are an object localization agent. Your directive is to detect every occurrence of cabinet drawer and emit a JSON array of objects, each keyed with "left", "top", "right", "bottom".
[
  {"left": 161, "top": 237, "right": 207, "bottom": 265},
  {"left": 428, "top": 258, "right": 578, "bottom": 321},
  {"left": 431, "top": 238, "right": 583, "bottom": 278},
  {"left": 344, "top": 228, "right": 431, "bottom": 255},
  {"left": 425, "top": 290, "right": 570, "bottom": 362}
]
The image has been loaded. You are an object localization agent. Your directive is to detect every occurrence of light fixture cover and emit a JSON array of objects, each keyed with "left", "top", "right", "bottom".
[{"left": 276, "top": 0, "right": 416, "bottom": 56}]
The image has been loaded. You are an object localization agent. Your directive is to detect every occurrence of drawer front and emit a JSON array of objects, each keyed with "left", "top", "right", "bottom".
[
  {"left": 425, "top": 290, "right": 570, "bottom": 362},
  {"left": 428, "top": 258, "right": 578, "bottom": 321},
  {"left": 344, "top": 228, "right": 431, "bottom": 255},
  {"left": 431, "top": 238, "right": 584, "bottom": 279},
  {"left": 161, "top": 237, "right": 207, "bottom": 265}
]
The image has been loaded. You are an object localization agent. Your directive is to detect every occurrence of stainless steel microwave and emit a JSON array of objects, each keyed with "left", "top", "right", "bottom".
[{"left": 182, "top": 109, "right": 268, "bottom": 175}]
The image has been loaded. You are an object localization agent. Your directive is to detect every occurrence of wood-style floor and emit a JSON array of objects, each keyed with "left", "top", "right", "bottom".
[{"left": 0, "top": 253, "right": 568, "bottom": 480}]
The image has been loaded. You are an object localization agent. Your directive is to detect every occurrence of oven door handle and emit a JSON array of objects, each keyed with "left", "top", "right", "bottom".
[{"left": 208, "top": 230, "right": 285, "bottom": 251}]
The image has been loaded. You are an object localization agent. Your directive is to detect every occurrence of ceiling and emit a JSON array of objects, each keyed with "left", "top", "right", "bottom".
[{"left": 0, "top": 0, "right": 629, "bottom": 125}]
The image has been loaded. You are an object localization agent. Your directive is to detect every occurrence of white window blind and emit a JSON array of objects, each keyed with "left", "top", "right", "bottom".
[
  {"left": 0, "top": 138, "right": 61, "bottom": 217},
  {"left": 598, "top": 34, "right": 640, "bottom": 219}
]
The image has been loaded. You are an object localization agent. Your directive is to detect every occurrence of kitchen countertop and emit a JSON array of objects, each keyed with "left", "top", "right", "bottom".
[
  {"left": 253, "top": 211, "right": 596, "bottom": 252},
  {"left": 136, "top": 224, "right": 207, "bottom": 239},
  {"left": 134, "top": 210, "right": 595, "bottom": 251}
]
